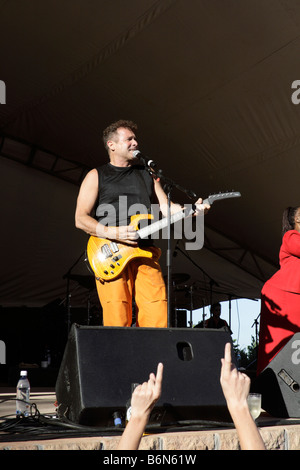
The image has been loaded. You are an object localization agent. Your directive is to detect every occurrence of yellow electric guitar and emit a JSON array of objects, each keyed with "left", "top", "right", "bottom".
[{"left": 86, "top": 191, "right": 241, "bottom": 282}]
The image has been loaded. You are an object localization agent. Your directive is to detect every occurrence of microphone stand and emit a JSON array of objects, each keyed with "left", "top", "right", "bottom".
[
  {"left": 142, "top": 164, "right": 196, "bottom": 328},
  {"left": 166, "top": 185, "right": 173, "bottom": 328}
]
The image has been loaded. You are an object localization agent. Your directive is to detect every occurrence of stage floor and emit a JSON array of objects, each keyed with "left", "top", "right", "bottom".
[{"left": 1, "top": 388, "right": 300, "bottom": 450}]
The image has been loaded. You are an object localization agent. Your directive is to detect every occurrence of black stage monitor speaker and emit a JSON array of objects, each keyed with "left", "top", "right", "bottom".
[
  {"left": 253, "top": 333, "right": 300, "bottom": 418},
  {"left": 55, "top": 324, "right": 234, "bottom": 426}
]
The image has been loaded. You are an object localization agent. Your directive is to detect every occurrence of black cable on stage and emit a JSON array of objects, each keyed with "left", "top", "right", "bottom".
[
  {"left": 0, "top": 398, "right": 126, "bottom": 439},
  {"left": 2, "top": 397, "right": 295, "bottom": 441}
]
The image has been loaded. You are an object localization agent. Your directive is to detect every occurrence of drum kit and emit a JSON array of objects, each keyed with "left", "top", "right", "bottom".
[{"left": 164, "top": 272, "right": 207, "bottom": 327}]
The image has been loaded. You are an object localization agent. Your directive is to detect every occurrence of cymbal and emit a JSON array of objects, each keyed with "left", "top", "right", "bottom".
[
  {"left": 68, "top": 274, "right": 96, "bottom": 290},
  {"left": 164, "top": 273, "right": 190, "bottom": 285}
]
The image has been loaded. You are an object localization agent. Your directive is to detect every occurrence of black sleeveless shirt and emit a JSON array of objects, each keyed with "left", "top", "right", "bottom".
[{"left": 95, "top": 163, "right": 156, "bottom": 227}]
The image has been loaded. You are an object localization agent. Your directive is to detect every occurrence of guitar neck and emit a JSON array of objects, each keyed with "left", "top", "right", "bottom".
[
  {"left": 137, "top": 206, "right": 195, "bottom": 239},
  {"left": 136, "top": 193, "right": 239, "bottom": 239}
]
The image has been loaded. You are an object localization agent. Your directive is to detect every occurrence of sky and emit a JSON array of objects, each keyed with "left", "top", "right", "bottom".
[{"left": 191, "top": 297, "right": 261, "bottom": 350}]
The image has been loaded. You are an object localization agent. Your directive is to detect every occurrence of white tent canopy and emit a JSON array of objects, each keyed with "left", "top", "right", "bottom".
[{"left": 1, "top": 0, "right": 300, "bottom": 314}]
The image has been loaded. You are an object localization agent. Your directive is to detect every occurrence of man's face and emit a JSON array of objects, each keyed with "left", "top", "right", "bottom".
[{"left": 108, "top": 127, "right": 138, "bottom": 161}]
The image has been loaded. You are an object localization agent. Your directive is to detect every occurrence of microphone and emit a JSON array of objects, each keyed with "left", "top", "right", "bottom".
[{"left": 132, "top": 150, "right": 157, "bottom": 169}]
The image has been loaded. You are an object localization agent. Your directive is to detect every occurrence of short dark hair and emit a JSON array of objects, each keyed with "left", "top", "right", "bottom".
[
  {"left": 102, "top": 120, "right": 138, "bottom": 151},
  {"left": 210, "top": 302, "right": 221, "bottom": 312}
]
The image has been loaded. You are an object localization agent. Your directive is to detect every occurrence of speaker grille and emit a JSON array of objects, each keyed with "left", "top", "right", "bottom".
[{"left": 56, "top": 324, "right": 234, "bottom": 426}]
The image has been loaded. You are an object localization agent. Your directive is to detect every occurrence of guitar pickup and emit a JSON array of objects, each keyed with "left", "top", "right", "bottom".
[
  {"left": 101, "top": 244, "right": 113, "bottom": 259},
  {"left": 110, "top": 242, "right": 119, "bottom": 253}
]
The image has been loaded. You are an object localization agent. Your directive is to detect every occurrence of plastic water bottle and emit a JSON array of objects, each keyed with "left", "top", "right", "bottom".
[{"left": 16, "top": 370, "right": 30, "bottom": 417}]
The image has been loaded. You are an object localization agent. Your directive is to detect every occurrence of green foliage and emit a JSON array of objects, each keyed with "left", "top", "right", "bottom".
[{"left": 233, "top": 336, "right": 258, "bottom": 369}]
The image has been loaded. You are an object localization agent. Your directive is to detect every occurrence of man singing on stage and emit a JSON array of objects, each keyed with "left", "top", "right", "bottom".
[{"left": 75, "top": 120, "right": 209, "bottom": 328}]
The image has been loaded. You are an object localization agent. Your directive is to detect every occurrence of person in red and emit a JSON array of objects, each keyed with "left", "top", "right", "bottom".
[{"left": 257, "top": 206, "right": 300, "bottom": 374}]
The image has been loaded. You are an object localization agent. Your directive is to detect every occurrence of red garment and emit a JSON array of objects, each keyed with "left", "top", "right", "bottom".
[{"left": 257, "top": 230, "right": 300, "bottom": 374}]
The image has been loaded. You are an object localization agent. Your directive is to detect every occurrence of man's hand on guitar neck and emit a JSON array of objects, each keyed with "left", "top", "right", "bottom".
[
  {"left": 159, "top": 198, "right": 211, "bottom": 218},
  {"left": 194, "top": 197, "right": 211, "bottom": 215}
]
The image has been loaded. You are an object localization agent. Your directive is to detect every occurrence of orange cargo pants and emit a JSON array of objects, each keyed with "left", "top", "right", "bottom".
[{"left": 96, "top": 249, "right": 167, "bottom": 328}]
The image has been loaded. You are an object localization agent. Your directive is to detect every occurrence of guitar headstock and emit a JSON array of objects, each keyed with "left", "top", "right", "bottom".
[{"left": 204, "top": 191, "right": 241, "bottom": 206}]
